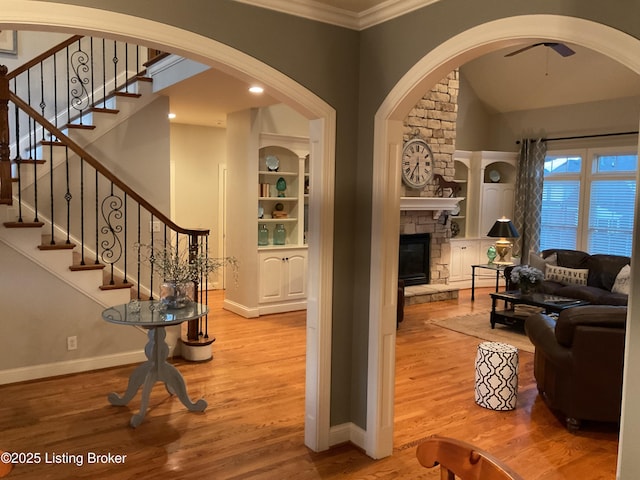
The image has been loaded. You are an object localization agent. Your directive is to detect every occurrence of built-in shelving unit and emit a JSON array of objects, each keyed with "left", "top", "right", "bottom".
[{"left": 449, "top": 150, "right": 518, "bottom": 286}]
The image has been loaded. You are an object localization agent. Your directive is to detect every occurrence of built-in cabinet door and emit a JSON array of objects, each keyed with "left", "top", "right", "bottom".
[
  {"left": 258, "top": 249, "right": 308, "bottom": 304},
  {"left": 481, "top": 184, "right": 515, "bottom": 236},
  {"left": 449, "top": 240, "right": 479, "bottom": 281},
  {"left": 283, "top": 252, "right": 307, "bottom": 299},
  {"left": 259, "top": 252, "right": 287, "bottom": 302}
]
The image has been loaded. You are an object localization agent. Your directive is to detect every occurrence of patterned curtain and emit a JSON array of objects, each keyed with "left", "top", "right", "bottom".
[{"left": 513, "top": 138, "right": 546, "bottom": 262}]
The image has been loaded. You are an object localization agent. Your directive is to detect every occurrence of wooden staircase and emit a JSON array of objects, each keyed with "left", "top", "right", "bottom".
[{"left": 0, "top": 74, "right": 158, "bottom": 302}]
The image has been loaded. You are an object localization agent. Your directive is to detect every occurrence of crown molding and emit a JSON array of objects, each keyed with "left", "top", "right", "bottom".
[{"left": 235, "top": 0, "right": 439, "bottom": 30}]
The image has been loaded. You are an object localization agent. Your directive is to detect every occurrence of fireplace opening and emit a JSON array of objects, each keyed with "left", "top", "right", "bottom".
[{"left": 398, "top": 233, "right": 430, "bottom": 286}]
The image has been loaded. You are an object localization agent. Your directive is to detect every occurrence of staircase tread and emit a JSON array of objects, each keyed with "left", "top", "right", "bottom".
[
  {"left": 4, "top": 221, "right": 45, "bottom": 228},
  {"left": 91, "top": 107, "right": 119, "bottom": 114},
  {"left": 69, "top": 263, "right": 106, "bottom": 271},
  {"left": 12, "top": 159, "right": 46, "bottom": 165},
  {"left": 66, "top": 123, "right": 96, "bottom": 130},
  {"left": 113, "top": 91, "right": 142, "bottom": 98},
  {"left": 38, "top": 239, "right": 76, "bottom": 250},
  {"left": 41, "top": 140, "right": 64, "bottom": 147},
  {"left": 99, "top": 282, "right": 134, "bottom": 291}
]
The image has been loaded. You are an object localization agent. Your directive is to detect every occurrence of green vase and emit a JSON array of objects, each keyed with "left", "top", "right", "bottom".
[{"left": 487, "top": 246, "right": 497, "bottom": 264}]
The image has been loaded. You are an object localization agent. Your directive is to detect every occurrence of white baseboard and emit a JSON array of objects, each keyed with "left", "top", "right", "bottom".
[
  {"left": 258, "top": 300, "right": 307, "bottom": 316},
  {"left": 222, "top": 299, "right": 260, "bottom": 318},
  {"left": 329, "top": 422, "right": 366, "bottom": 450},
  {"left": 0, "top": 350, "right": 147, "bottom": 385}
]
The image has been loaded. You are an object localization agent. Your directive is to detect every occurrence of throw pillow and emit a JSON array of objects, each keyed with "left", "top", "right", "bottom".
[
  {"left": 545, "top": 264, "right": 589, "bottom": 286},
  {"left": 529, "top": 252, "right": 557, "bottom": 271},
  {"left": 612, "top": 264, "right": 631, "bottom": 295}
]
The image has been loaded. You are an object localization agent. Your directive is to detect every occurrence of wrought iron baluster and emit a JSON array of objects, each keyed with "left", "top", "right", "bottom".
[
  {"left": 13, "top": 96, "right": 24, "bottom": 222},
  {"left": 94, "top": 170, "right": 99, "bottom": 265},
  {"left": 64, "top": 146, "right": 72, "bottom": 244},
  {"left": 48, "top": 141, "right": 54, "bottom": 244},
  {"left": 66, "top": 45, "right": 70, "bottom": 125},
  {"left": 123, "top": 191, "right": 128, "bottom": 284},
  {"left": 101, "top": 39, "right": 107, "bottom": 109},
  {"left": 39, "top": 61, "right": 46, "bottom": 141},
  {"left": 124, "top": 42, "right": 129, "bottom": 94},
  {"left": 89, "top": 38, "right": 95, "bottom": 108},
  {"left": 100, "top": 182, "right": 123, "bottom": 285},
  {"left": 136, "top": 203, "right": 141, "bottom": 299},
  {"left": 80, "top": 157, "right": 86, "bottom": 265},
  {"left": 112, "top": 40, "right": 119, "bottom": 92},
  {"left": 70, "top": 38, "right": 90, "bottom": 124}
]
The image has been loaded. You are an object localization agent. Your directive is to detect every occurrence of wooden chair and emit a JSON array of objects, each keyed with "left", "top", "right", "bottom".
[{"left": 416, "top": 436, "right": 524, "bottom": 480}]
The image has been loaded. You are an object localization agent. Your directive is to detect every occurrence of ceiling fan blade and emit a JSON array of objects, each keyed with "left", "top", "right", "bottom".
[
  {"left": 504, "top": 43, "right": 542, "bottom": 57},
  {"left": 546, "top": 42, "right": 576, "bottom": 57}
]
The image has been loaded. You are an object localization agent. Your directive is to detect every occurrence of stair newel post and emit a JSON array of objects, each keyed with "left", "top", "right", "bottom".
[
  {"left": 187, "top": 233, "right": 200, "bottom": 342},
  {"left": 0, "top": 65, "right": 12, "bottom": 204}
]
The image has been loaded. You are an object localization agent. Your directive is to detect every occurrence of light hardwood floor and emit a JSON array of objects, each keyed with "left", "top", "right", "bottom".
[{"left": 0, "top": 288, "right": 619, "bottom": 479}]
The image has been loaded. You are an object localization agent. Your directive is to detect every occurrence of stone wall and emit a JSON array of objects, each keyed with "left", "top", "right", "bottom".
[{"left": 401, "top": 70, "right": 458, "bottom": 284}]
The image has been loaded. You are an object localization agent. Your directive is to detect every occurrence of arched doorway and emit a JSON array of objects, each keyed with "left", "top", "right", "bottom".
[
  {"left": 368, "top": 15, "right": 640, "bottom": 467},
  {"left": 2, "top": 3, "right": 335, "bottom": 452}
]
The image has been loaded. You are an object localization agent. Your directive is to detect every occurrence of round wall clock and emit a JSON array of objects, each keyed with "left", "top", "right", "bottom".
[{"left": 401, "top": 138, "right": 433, "bottom": 189}]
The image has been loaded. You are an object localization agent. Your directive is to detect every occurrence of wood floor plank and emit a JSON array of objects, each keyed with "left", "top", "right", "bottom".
[{"left": 0, "top": 287, "right": 618, "bottom": 479}]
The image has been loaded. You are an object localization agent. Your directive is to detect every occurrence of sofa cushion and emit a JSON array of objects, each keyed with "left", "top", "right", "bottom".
[
  {"left": 545, "top": 264, "right": 589, "bottom": 286},
  {"left": 612, "top": 264, "right": 631, "bottom": 295},
  {"left": 555, "top": 285, "right": 612, "bottom": 304},
  {"left": 543, "top": 249, "right": 590, "bottom": 269},
  {"left": 587, "top": 254, "right": 631, "bottom": 291},
  {"left": 530, "top": 252, "right": 557, "bottom": 271}
]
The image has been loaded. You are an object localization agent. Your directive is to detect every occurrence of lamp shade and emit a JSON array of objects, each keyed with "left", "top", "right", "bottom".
[{"left": 487, "top": 218, "right": 519, "bottom": 238}]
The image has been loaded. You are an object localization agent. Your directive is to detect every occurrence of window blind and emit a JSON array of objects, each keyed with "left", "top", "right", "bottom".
[
  {"left": 540, "top": 180, "right": 580, "bottom": 251},
  {"left": 588, "top": 180, "right": 636, "bottom": 256}
]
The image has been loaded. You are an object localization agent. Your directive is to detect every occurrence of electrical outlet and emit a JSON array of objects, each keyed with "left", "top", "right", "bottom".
[{"left": 67, "top": 336, "right": 78, "bottom": 351}]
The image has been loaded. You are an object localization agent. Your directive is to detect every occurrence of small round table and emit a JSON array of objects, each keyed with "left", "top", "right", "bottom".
[{"left": 102, "top": 301, "right": 209, "bottom": 427}]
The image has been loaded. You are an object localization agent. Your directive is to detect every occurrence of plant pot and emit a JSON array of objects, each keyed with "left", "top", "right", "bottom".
[{"left": 160, "top": 280, "right": 195, "bottom": 308}]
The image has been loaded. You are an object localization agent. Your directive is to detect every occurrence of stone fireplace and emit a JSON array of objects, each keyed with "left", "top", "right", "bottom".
[{"left": 401, "top": 70, "right": 459, "bottom": 286}]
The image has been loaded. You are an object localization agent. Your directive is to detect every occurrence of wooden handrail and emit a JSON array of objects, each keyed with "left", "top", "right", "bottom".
[
  {"left": 7, "top": 35, "right": 84, "bottom": 80},
  {"left": 9, "top": 91, "right": 209, "bottom": 238}
]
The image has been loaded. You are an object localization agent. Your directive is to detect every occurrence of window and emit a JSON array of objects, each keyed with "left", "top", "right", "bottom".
[{"left": 540, "top": 147, "right": 637, "bottom": 256}]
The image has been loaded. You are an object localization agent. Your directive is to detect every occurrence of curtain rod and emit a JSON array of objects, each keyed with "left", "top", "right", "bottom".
[{"left": 516, "top": 131, "right": 639, "bottom": 144}]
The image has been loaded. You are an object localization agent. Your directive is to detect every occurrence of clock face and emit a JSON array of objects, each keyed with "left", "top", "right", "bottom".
[{"left": 401, "top": 138, "right": 433, "bottom": 189}]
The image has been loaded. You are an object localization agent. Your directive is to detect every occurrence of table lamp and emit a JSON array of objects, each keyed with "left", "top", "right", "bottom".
[{"left": 487, "top": 217, "right": 519, "bottom": 264}]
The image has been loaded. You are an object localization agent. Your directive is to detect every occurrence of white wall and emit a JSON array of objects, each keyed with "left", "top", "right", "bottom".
[
  {"left": 488, "top": 96, "right": 640, "bottom": 151},
  {"left": 170, "top": 122, "right": 226, "bottom": 285},
  {"left": 0, "top": 242, "right": 146, "bottom": 376},
  {"left": 0, "top": 31, "right": 70, "bottom": 72},
  {"left": 86, "top": 96, "right": 172, "bottom": 215}
]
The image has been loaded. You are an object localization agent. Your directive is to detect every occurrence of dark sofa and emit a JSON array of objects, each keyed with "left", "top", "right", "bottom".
[
  {"left": 507, "top": 249, "right": 630, "bottom": 305},
  {"left": 525, "top": 305, "right": 627, "bottom": 430}
]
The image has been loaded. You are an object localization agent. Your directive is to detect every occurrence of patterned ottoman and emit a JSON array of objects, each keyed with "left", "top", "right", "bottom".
[{"left": 474, "top": 341, "right": 519, "bottom": 411}]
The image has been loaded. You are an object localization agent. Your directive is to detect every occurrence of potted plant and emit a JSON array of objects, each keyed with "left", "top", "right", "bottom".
[
  {"left": 510, "top": 264, "right": 544, "bottom": 294},
  {"left": 136, "top": 242, "right": 238, "bottom": 308}
]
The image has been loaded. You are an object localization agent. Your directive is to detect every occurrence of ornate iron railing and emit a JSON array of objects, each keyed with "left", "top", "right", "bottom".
[{"left": 0, "top": 35, "right": 211, "bottom": 342}]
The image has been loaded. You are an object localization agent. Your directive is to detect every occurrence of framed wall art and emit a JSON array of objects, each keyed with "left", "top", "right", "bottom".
[{"left": 0, "top": 31, "right": 17, "bottom": 55}]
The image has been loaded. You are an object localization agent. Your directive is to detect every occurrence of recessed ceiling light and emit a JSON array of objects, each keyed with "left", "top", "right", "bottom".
[
  {"left": 168, "top": 113, "right": 176, "bottom": 119},
  {"left": 249, "top": 86, "right": 264, "bottom": 94}
]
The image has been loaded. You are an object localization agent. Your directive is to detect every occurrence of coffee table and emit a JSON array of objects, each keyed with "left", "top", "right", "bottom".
[{"left": 489, "top": 291, "right": 589, "bottom": 329}]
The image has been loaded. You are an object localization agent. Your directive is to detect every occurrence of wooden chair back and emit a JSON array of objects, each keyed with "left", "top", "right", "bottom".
[{"left": 416, "top": 435, "right": 524, "bottom": 480}]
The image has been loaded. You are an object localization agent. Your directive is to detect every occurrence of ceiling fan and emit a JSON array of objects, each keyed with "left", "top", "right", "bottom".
[{"left": 505, "top": 42, "right": 576, "bottom": 58}]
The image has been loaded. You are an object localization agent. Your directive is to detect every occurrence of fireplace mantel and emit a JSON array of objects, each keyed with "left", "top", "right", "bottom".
[{"left": 400, "top": 196, "right": 464, "bottom": 219}]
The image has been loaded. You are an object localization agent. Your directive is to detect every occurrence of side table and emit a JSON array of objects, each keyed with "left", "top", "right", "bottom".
[
  {"left": 102, "top": 301, "right": 209, "bottom": 427},
  {"left": 471, "top": 263, "right": 511, "bottom": 300}
]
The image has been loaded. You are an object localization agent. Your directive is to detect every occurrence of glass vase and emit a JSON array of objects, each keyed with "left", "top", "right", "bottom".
[
  {"left": 160, "top": 280, "right": 195, "bottom": 308},
  {"left": 274, "top": 223, "right": 287, "bottom": 245},
  {"left": 258, "top": 223, "right": 269, "bottom": 246}
]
